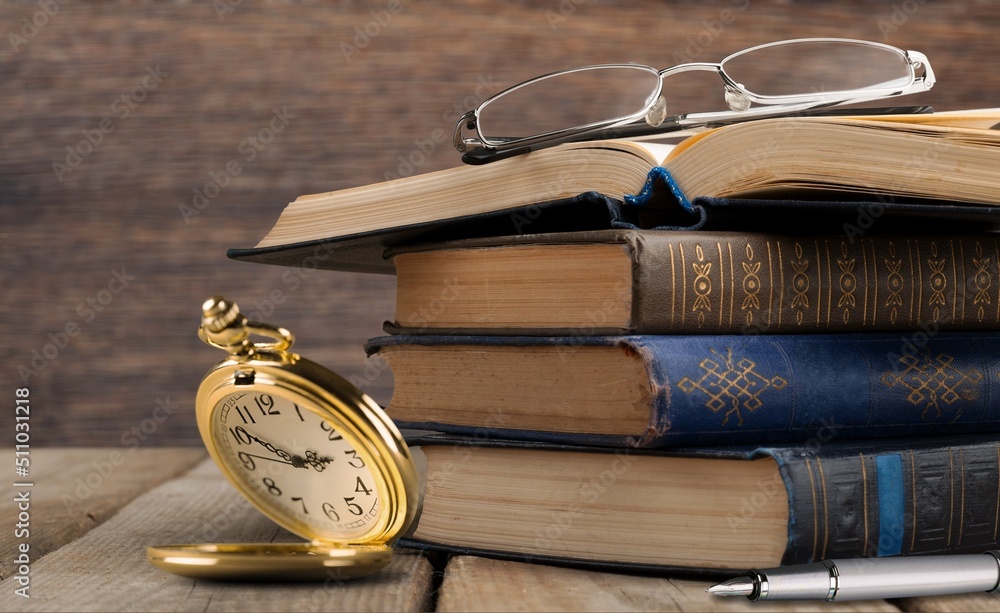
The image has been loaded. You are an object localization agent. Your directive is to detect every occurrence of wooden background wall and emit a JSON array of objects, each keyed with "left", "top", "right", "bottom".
[{"left": 3, "top": 0, "right": 999, "bottom": 446}]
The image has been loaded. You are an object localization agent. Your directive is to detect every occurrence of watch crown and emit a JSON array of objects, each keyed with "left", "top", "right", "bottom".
[
  {"left": 202, "top": 296, "right": 242, "bottom": 333},
  {"left": 199, "top": 295, "right": 251, "bottom": 351},
  {"left": 199, "top": 295, "right": 294, "bottom": 354}
]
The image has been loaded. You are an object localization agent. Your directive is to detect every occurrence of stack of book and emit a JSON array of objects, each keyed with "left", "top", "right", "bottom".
[{"left": 232, "top": 110, "right": 1000, "bottom": 573}]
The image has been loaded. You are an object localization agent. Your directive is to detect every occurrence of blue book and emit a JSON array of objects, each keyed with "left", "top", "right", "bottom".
[{"left": 367, "top": 332, "right": 1000, "bottom": 448}]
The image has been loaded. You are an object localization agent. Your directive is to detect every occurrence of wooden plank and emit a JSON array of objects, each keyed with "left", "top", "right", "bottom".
[
  {"left": 0, "top": 458, "right": 433, "bottom": 612},
  {"left": 0, "top": 448, "right": 206, "bottom": 580},
  {"left": 435, "top": 555, "right": 902, "bottom": 613}
]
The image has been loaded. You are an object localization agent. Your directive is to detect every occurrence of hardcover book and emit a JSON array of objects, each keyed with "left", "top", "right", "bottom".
[
  {"left": 401, "top": 433, "right": 1000, "bottom": 571},
  {"left": 228, "top": 110, "right": 1000, "bottom": 274},
  {"left": 388, "top": 229, "right": 1000, "bottom": 335},
  {"left": 367, "top": 332, "right": 1000, "bottom": 448}
]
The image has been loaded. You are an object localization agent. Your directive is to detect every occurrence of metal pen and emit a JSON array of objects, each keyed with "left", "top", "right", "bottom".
[{"left": 708, "top": 551, "right": 1000, "bottom": 601}]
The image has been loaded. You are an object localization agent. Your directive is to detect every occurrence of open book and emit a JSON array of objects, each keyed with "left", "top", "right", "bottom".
[{"left": 230, "top": 109, "right": 1000, "bottom": 273}]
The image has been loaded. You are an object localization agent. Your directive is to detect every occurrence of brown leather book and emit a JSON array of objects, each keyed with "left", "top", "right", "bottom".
[{"left": 387, "top": 229, "right": 1000, "bottom": 334}]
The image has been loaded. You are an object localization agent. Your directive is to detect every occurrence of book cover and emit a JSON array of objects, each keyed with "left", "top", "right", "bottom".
[
  {"left": 228, "top": 193, "right": 1000, "bottom": 275},
  {"left": 399, "top": 433, "right": 1000, "bottom": 571},
  {"left": 368, "top": 332, "right": 1000, "bottom": 448},
  {"left": 387, "top": 229, "right": 1000, "bottom": 334}
]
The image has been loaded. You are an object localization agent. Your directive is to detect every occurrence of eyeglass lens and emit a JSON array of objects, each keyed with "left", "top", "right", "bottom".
[
  {"left": 722, "top": 40, "right": 913, "bottom": 97},
  {"left": 475, "top": 65, "right": 660, "bottom": 145}
]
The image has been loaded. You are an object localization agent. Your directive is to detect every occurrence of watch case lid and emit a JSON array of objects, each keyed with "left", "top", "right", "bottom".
[{"left": 146, "top": 542, "right": 393, "bottom": 581}]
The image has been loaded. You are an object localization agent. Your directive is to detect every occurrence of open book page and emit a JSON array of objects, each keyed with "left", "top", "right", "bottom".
[
  {"left": 256, "top": 141, "right": 661, "bottom": 248},
  {"left": 656, "top": 111, "right": 1000, "bottom": 203},
  {"left": 859, "top": 107, "right": 1000, "bottom": 129},
  {"left": 662, "top": 107, "right": 1000, "bottom": 163},
  {"left": 556, "top": 139, "right": 676, "bottom": 165}
]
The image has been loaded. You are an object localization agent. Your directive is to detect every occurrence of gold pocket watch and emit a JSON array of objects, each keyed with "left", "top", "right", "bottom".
[{"left": 148, "top": 296, "right": 419, "bottom": 580}]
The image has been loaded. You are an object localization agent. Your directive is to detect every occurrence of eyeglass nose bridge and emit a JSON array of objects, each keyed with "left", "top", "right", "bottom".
[
  {"left": 657, "top": 62, "right": 725, "bottom": 79},
  {"left": 651, "top": 62, "right": 749, "bottom": 121}
]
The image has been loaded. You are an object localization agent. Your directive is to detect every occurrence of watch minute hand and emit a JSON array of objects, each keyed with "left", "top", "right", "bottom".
[{"left": 247, "top": 434, "right": 310, "bottom": 468}]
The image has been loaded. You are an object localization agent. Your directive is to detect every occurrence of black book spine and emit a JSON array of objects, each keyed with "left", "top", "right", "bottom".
[{"left": 777, "top": 437, "right": 1000, "bottom": 564}]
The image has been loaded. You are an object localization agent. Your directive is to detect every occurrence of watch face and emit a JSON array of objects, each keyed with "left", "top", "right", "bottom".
[{"left": 210, "top": 389, "right": 382, "bottom": 542}]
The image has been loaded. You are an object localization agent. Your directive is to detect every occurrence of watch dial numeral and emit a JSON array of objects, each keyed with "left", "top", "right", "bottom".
[
  {"left": 355, "top": 476, "right": 372, "bottom": 496},
  {"left": 235, "top": 404, "right": 256, "bottom": 424},
  {"left": 294, "top": 404, "right": 305, "bottom": 422},
  {"left": 320, "top": 420, "right": 344, "bottom": 441},
  {"left": 238, "top": 452, "right": 256, "bottom": 470},
  {"left": 291, "top": 496, "right": 308, "bottom": 514},
  {"left": 322, "top": 502, "right": 340, "bottom": 522},
  {"left": 263, "top": 477, "right": 282, "bottom": 496},
  {"left": 229, "top": 426, "right": 252, "bottom": 445},
  {"left": 345, "top": 449, "right": 365, "bottom": 468},
  {"left": 255, "top": 394, "right": 279, "bottom": 416},
  {"left": 344, "top": 496, "right": 363, "bottom": 516}
]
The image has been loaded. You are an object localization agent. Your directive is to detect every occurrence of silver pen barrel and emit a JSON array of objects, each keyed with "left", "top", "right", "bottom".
[{"left": 755, "top": 551, "right": 1000, "bottom": 601}]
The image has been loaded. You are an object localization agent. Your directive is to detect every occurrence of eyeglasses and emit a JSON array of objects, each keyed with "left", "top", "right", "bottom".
[{"left": 453, "top": 38, "right": 935, "bottom": 163}]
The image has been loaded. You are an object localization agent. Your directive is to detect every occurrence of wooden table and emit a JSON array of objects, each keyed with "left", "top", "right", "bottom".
[{"left": 3, "top": 449, "right": 997, "bottom": 612}]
